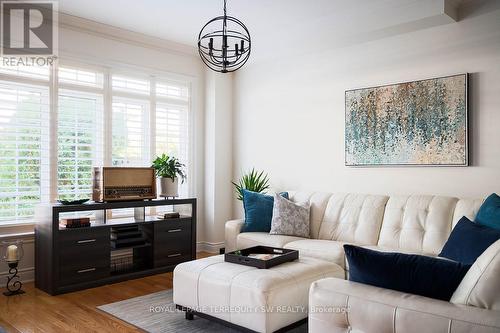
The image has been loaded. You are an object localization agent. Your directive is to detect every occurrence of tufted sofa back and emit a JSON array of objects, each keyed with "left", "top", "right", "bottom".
[
  {"left": 289, "top": 192, "right": 389, "bottom": 245},
  {"left": 289, "top": 192, "right": 484, "bottom": 255},
  {"left": 377, "top": 195, "right": 457, "bottom": 255}
]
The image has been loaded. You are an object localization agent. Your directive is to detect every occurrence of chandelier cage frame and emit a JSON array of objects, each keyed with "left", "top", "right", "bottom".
[{"left": 198, "top": 0, "right": 251, "bottom": 73}]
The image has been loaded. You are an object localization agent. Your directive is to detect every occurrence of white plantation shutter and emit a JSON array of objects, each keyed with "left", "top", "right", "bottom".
[
  {"left": 112, "top": 75, "right": 150, "bottom": 95},
  {"left": 57, "top": 89, "right": 104, "bottom": 200},
  {"left": 112, "top": 98, "right": 150, "bottom": 166},
  {"left": 155, "top": 102, "right": 189, "bottom": 197},
  {"left": 155, "top": 80, "right": 190, "bottom": 197},
  {"left": 0, "top": 63, "right": 50, "bottom": 81},
  {"left": 58, "top": 66, "right": 104, "bottom": 89},
  {"left": 0, "top": 81, "right": 50, "bottom": 222},
  {"left": 156, "top": 81, "right": 189, "bottom": 101}
]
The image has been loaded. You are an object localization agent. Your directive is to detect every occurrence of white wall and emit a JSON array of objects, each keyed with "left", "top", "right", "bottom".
[{"left": 232, "top": 0, "right": 500, "bottom": 216}]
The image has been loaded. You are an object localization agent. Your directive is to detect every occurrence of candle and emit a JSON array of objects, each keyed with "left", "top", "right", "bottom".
[{"left": 6, "top": 245, "right": 18, "bottom": 262}]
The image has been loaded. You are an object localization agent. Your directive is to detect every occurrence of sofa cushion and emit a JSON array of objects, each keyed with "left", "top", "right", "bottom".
[
  {"left": 439, "top": 216, "right": 500, "bottom": 265},
  {"left": 284, "top": 239, "right": 346, "bottom": 268},
  {"left": 241, "top": 190, "right": 288, "bottom": 232},
  {"left": 316, "top": 193, "right": 389, "bottom": 244},
  {"left": 451, "top": 239, "right": 500, "bottom": 310},
  {"left": 288, "top": 192, "right": 332, "bottom": 239},
  {"left": 452, "top": 198, "right": 484, "bottom": 226},
  {"left": 378, "top": 195, "right": 458, "bottom": 255},
  {"left": 344, "top": 244, "right": 471, "bottom": 301},
  {"left": 346, "top": 245, "right": 437, "bottom": 273},
  {"left": 236, "top": 232, "right": 305, "bottom": 250},
  {"left": 475, "top": 193, "right": 500, "bottom": 231},
  {"left": 270, "top": 194, "right": 310, "bottom": 238}
]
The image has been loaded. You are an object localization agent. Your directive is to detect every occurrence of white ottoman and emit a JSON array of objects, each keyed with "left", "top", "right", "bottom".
[{"left": 173, "top": 255, "right": 344, "bottom": 333}]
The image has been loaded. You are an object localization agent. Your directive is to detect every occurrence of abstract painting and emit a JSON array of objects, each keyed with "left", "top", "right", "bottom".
[{"left": 345, "top": 74, "right": 468, "bottom": 166}]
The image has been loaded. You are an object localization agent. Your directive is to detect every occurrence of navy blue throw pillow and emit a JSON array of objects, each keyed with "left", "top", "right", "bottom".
[
  {"left": 242, "top": 190, "right": 288, "bottom": 232},
  {"left": 439, "top": 216, "right": 500, "bottom": 264},
  {"left": 344, "top": 244, "right": 471, "bottom": 301},
  {"left": 476, "top": 193, "right": 500, "bottom": 231}
]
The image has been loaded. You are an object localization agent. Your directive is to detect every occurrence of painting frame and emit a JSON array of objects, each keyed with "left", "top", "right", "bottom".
[{"left": 345, "top": 73, "right": 469, "bottom": 167}]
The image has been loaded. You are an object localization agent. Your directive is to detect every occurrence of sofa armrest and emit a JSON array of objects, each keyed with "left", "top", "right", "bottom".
[
  {"left": 309, "top": 278, "right": 500, "bottom": 333},
  {"left": 225, "top": 219, "right": 244, "bottom": 253}
]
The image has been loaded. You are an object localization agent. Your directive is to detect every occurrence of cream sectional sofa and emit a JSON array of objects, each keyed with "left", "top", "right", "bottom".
[{"left": 225, "top": 192, "right": 500, "bottom": 333}]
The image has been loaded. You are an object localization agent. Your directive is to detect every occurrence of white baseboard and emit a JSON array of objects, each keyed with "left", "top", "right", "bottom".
[
  {"left": 0, "top": 266, "right": 34, "bottom": 284},
  {"left": 196, "top": 241, "right": 224, "bottom": 254}
]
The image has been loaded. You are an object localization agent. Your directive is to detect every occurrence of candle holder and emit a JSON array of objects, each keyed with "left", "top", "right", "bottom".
[{"left": 2, "top": 240, "right": 25, "bottom": 296}]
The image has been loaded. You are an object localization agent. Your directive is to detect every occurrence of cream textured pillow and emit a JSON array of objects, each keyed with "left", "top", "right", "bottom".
[
  {"left": 270, "top": 193, "right": 310, "bottom": 238},
  {"left": 451, "top": 239, "right": 500, "bottom": 310}
]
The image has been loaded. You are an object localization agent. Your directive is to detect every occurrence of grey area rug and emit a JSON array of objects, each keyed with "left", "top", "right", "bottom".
[{"left": 98, "top": 290, "right": 307, "bottom": 333}]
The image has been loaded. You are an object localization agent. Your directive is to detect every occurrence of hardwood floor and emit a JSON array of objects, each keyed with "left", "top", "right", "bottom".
[{"left": 0, "top": 252, "right": 213, "bottom": 333}]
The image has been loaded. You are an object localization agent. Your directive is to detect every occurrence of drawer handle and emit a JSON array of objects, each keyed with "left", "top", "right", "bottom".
[
  {"left": 77, "top": 239, "right": 96, "bottom": 244},
  {"left": 167, "top": 229, "right": 182, "bottom": 233},
  {"left": 77, "top": 268, "right": 96, "bottom": 274},
  {"left": 168, "top": 253, "right": 182, "bottom": 258}
]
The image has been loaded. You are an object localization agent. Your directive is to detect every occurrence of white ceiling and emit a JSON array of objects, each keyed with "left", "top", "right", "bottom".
[{"left": 58, "top": 0, "right": 464, "bottom": 62}]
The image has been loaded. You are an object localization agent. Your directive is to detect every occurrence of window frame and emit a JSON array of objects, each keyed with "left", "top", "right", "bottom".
[{"left": 0, "top": 59, "right": 195, "bottom": 228}]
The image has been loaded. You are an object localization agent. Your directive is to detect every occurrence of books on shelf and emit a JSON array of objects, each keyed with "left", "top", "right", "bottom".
[
  {"left": 60, "top": 217, "right": 91, "bottom": 228},
  {"left": 157, "top": 212, "right": 180, "bottom": 219}
]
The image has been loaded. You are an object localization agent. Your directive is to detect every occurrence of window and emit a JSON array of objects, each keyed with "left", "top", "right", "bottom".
[
  {"left": 112, "top": 98, "right": 150, "bottom": 166},
  {"left": 156, "top": 103, "right": 189, "bottom": 197},
  {"left": 57, "top": 90, "right": 103, "bottom": 200},
  {"left": 156, "top": 81, "right": 189, "bottom": 101},
  {"left": 0, "top": 63, "right": 50, "bottom": 81},
  {"left": 58, "top": 66, "right": 104, "bottom": 88},
  {"left": 0, "top": 82, "right": 50, "bottom": 221},
  {"left": 0, "top": 63, "right": 192, "bottom": 224},
  {"left": 112, "top": 75, "right": 150, "bottom": 95},
  {"left": 57, "top": 66, "right": 104, "bottom": 202},
  {"left": 155, "top": 80, "right": 190, "bottom": 197}
]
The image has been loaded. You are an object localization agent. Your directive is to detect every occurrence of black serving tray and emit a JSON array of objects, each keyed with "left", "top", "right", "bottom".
[{"left": 225, "top": 246, "right": 299, "bottom": 269}]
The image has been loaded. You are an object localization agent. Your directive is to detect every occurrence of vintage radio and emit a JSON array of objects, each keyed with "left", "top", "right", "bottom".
[{"left": 92, "top": 167, "right": 157, "bottom": 202}]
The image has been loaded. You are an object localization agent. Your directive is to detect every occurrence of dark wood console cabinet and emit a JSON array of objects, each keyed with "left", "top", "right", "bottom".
[{"left": 35, "top": 198, "right": 196, "bottom": 295}]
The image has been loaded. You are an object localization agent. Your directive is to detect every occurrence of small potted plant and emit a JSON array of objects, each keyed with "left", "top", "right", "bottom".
[
  {"left": 152, "top": 154, "right": 186, "bottom": 198},
  {"left": 232, "top": 168, "right": 270, "bottom": 201}
]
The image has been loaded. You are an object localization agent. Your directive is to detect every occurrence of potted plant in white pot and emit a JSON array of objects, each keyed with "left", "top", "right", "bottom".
[{"left": 152, "top": 154, "right": 186, "bottom": 198}]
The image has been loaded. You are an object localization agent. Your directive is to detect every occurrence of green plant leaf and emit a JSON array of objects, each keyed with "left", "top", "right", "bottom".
[
  {"left": 151, "top": 154, "right": 187, "bottom": 183},
  {"left": 231, "top": 168, "right": 270, "bottom": 201}
]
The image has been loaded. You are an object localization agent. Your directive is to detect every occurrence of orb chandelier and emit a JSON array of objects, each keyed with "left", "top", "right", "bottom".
[{"left": 198, "top": 0, "right": 251, "bottom": 73}]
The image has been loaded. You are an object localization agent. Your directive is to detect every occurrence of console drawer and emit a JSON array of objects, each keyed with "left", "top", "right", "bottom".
[
  {"left": 59, "top": 228, "right": 109, "bottom": 248},
  {"left": 154, "top": 228, "right": 191, "bottom": 253},
  {"left": 59, "top": 258, "right": 110, "bottom": 286},
  {"left": 154, "top": 220, "right": 191, "bottom": 251},
  {"left": 154, "top": 218, "right": 191, "bottom": 233},
  {"left": 154, "top": 251, "right": 192, "bottom": 268},
  {"left": 59, "top": 228, "right": 110, "bottom": 265}
]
